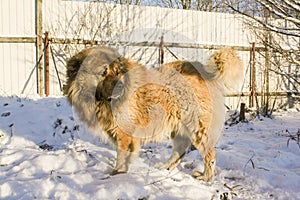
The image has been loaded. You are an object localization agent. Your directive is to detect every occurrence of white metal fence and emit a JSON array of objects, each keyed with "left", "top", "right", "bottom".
[{"left": 0, "top": 0, "right": 298, "bottom": 110}]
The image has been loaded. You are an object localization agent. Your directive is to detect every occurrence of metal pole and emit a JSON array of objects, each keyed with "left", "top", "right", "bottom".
[{"left": 45, "top": 32, "right": 50, "bottom": 96}]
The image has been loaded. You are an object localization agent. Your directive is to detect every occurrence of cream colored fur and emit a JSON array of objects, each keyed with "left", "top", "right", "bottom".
[{"left": 64, "top": 46, "right": 243, "bottom": 182}]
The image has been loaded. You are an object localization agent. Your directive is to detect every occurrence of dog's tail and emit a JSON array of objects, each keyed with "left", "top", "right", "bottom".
[{"left": 205, "top": 48, "right": 243, "bottom": 90}]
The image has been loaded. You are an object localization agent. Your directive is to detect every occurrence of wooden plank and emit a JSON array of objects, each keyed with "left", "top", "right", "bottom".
[
  {"left": 250, "top": 42, "right": 256, "bottom": 107},
  {"left": 0, "top": 37, "right": 36, "bottom": 43},
  {"left": 239, "top": 103, "right": 246, "bottom": 121},
  {"left": 49, "top": 37, "right": 262, "bottom": 51},
  {"left": 36, "top": 0, "right": 44, "bottom": 96}
]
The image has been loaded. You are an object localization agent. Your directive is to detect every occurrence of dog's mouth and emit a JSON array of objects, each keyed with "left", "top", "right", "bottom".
[
  {"left": 96, "top": 81, "right": 125, "bottom": 102},
  {"left": 96, "top": 94, "right": 117, "bottom": 102},
  {"left": 108, "top": 82, "right": 125, "bottom": 101}
]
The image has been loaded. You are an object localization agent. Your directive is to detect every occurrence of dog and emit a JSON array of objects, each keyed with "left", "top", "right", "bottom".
[{"left": 64, "top": 46, "right": 242, "bottom": 181}]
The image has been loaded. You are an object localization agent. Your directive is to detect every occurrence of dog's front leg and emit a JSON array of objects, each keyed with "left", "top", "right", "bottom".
[
  {"left": 111, "top": 128, "right": 140, "bottom": 175},
  {"left": 112, "top": 148, "right": 131, "bottom": 174}
]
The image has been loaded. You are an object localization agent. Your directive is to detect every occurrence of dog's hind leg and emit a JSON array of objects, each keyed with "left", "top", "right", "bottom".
[
  {"left": 191, "top": 127, "right": 216, "bottom": 182},
  {"left": 192, "top": 146, "right": 216, "bottom": 182},
  {"left": 111, "top": 129, "right": 140, "bottom": 175},
  {"left": 155, "top": 126, "right": 191, "bottom": 170}
]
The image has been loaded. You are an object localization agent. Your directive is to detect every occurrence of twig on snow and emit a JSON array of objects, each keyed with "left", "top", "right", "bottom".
[{"left": 244, "top": 154, "right": 255, "bottom": 170}]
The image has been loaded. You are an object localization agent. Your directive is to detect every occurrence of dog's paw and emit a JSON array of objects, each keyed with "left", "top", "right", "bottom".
[
  {"left": 110, "top": 169, "right": 127, "bottom": 176},
  {"left": 192, "top": 171, "right": 212, "bottom": 182},
  {"left": 155, "top": 160, "right": 180, "bottom": 171},
  {"left": 154, "top": 162, "right": 169, "bottom": 170}
]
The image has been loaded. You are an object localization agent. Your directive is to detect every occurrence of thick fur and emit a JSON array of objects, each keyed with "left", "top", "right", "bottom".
[{"left": 64, "top": 46, "right": 243, "bottom": 181}]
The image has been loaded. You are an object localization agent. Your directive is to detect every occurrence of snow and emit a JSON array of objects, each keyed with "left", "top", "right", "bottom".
[{"left": 0, "top": 95, "right": 299, "bottom": 200}]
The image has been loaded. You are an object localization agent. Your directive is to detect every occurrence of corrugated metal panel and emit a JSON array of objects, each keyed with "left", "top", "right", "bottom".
[
  {"left": 0, "top": 43, "right": 37, "bottom": 96},
  {"left": 0, "top": 0, "right": 36, "bottom": 96},
  {"left": 1, "top": 0, "right": 298, "bottom": 110},
  {"left": 1, "top": 0, "right": 255, "bottom": 99},
  {"left": 0, "top": 0, "right": 35, "bottom": 36},
  {"left": 43, "top": 1, "right": 251, "bottom": 45}
]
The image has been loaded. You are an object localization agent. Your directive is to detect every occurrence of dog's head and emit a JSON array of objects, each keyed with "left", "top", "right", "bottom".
[
  {"left": 65, "top": 46, "right": 129, "bottom": 102},
  {"left": 95, "top": 57, "right": 128, "bottom": 102}
]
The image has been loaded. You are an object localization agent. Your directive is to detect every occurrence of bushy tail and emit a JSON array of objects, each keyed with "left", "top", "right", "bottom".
[{"left": 207, "top": 48, "right": 243, "bottom": 90}]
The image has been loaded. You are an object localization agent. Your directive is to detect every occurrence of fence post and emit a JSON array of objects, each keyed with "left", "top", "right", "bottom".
[
  {"left": 45, "top": 32, "right": 50, "bottom": 96},
  {"left": 36, "top": 0, "right": 44, "bottom": 96},
  {"left": 250, "top": 42, "right": 256, "bottom": 107},
  {"left": 239, "top": 103, "right": 246, "bottom": 122},
  {"left": 159, "top": 35, "right": 164, "bottom": 65},
  {"left": 263, "top": 8, "right": 271, "bottom": 116}
]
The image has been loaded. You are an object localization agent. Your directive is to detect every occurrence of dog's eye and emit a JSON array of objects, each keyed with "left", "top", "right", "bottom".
[{"left": 102, "top": 67, "right": 107, "bottom": 76}]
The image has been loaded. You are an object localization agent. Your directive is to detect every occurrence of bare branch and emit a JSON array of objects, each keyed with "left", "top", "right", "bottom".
[
  {"left": 282, "top": 0, "right": 300, "bottom": 12},
  {"left": 256, "top": 0, "right": 300, "bottom": 26},
  {"left": 227, "top": 3, "right": 300, "bottom": 37}
]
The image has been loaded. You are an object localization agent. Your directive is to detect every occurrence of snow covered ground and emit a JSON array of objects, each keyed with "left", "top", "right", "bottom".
[{"left": 0, "top": 95, "right": 299, "bottom": 200}]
